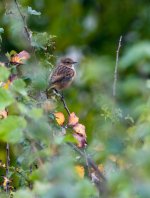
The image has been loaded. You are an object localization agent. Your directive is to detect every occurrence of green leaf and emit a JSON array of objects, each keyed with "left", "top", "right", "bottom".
[
  {"left": 0, "top": 66, "right": 10, "bottom": 81},
  {"left": 31, "top": 32, "right": 56, "bottom": 50},
  {"left": 0, "top": 28, "right": 4, "bottom": 34},
  {"left": 14, "top": 189, "right": 34, "bottom": 198},
  {"left": 11, "top": 79, "right": 27, "bottom": 96},
  {"left": 120, "top": 41, "right": 150, "bottom": 68},
  {"left": 29, "top": 108, "right": 43, "bottom": 119},
  {"left": 0, "top": 116, "right": 26, "bottom": 143},
  {"left": 28, "top": 6, "right": 41, "bottom": 15},
  {"left": 0, "top": 88, "right": 14, "bottom": 110},
  {"left": 64, "top": 133, "right": 78, "bottom": 144}
]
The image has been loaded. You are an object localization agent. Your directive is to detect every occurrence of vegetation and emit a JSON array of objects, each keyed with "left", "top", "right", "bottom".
[{"left": 0, "top": 0, "right": 150, "bottom": 197}]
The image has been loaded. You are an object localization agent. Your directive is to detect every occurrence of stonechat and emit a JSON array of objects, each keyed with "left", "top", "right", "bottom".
[{"left": 48, "top": 57, "right": 77, "bottom": 91}]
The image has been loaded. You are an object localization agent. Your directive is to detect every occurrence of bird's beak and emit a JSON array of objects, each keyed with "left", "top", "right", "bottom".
[{"left": 73, "top": 61, "right": 77, "bottom": 64}]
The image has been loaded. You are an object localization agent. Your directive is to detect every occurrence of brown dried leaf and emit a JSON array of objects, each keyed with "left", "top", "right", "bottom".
[
  {"left": 54, "top": 112, "right": 65, "bottom": 126},
  {"left": 10, "top": 50, "right": 30, "bottom": 64},
  {"left": 68, "top": 112, "right": 79, "bottom": 126}
]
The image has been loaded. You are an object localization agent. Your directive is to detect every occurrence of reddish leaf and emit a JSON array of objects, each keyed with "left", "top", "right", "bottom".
[
  {"left": 0, "top": 109, "right": 8, "bottom": 119},
  {"left": 10, "top": 50, "right": 30, "bottom": 64},
  {"left": 68, "top": 112, "right": 79, "bottom": 126},
  {"left": 73, "top": 123, "right": 87, "bottom": 138},
  {"left": 73, "top": 132, "right": 87, "bottom": 148}
]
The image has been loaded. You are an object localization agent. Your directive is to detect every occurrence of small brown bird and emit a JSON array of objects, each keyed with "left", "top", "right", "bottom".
[{"left": 48, "top": 58, "right": 77, "bottom": 91}]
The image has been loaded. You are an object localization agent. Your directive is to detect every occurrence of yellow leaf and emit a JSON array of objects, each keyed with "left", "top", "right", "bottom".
[
  {"left": 54, "top": 112, "right": 65, "bottom": 126},
  {"left": 75, "top": 165, "right": 84, "bottom": 178},
  {"left": 98, "top": 164, "right": 105, "bottom": 173},
  {"left": 3, "top": 80, "right": 11, "bottom": 90},
  {"left": 2, "top": 176, "right": 11, "bottom": 189}
]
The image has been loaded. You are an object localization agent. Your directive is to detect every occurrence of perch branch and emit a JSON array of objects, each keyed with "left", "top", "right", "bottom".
[
  {"left": 113, "top": 35, "right": 122, "bottom": 97},
  {"left": 60, "top": 93, "right": 70, "bottom": 115},
  {"left": 57, "top": 93, "right": 107, "bottom": 196},
  {"left": 52, "top": 89, "right": 70, "bottom": 115}
]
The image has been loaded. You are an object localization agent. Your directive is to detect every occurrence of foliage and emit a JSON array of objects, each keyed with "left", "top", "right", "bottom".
[{"left": 0, "top": 0, "right": 150, "bottom": 198}]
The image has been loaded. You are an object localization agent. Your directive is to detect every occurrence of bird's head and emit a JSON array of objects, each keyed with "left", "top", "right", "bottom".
[{"left": 60, "top": 58, "right": 77, "bottom": 67}]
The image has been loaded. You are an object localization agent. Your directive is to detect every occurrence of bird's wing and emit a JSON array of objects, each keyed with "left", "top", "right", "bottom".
[{"left": 50, "top": 65, "right": 75, "bottom": 85}]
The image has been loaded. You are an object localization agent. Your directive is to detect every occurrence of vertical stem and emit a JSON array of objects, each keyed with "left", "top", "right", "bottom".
[
  {"left": 113, "top": 35, "right": 122, "bottom": 98},
  {"left": 14, "top": 0, "right": 37, "bottom": 60},
  {"left": 6, "top": 142, "right": 10, "bottom": 193}
]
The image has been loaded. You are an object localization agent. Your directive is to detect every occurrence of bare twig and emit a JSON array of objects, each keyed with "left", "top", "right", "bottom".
[
  {"left": 6, "top": 143, "right": 10, "bottom": 193},
  {"left": 14, "top": 0, "right": 37, "bottom": 59},
  {"left": 113, "top": 36, "right": 122, "bottom": 97},
  {"left": 14, "top": 0, "right": 31, "bottom": 43}
]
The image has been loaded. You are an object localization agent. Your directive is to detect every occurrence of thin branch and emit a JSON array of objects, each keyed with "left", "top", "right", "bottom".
[
  {"left": 14, "top": 0, "right": 31, "bottom": 43},
  {"left": 60, "top": 93, "right": 70, "bottom": 115},
  {"left": 84, "top": 149, "right": 91, "bottom": 178},
  {"left": 113, "top": 35, "right": 122, "bottom": 97},
  {"left": 52, "top": 89, "right": 70, "bottom": 115},
  {"left": 67, "top": 142, "right": 107, "bottom": 197},
  {"left": 14, "top": 0, "right": 37, "bottom": 59},
  {"left": 6, "top": 143, "right": 10, "bottom": 193},
  {"left": 59, "top": 95, "right": 106, "bottom": 181},
  {"left": 51, "top": 91, "right": 108, "bottom": 196}
]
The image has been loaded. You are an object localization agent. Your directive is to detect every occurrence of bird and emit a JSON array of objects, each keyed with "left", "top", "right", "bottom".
[{"left": 48, "top": 57, "right": 77, "bottom": 92}]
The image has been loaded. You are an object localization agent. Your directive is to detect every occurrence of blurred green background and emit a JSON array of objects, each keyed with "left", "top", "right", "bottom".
[{"left": 1, "top": 0, "right": 150, "bottom": 197}]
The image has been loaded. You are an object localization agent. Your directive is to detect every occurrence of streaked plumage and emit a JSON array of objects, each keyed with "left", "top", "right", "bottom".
[{"left": 48, "top": 58, "right": 77, "bottom": 91}]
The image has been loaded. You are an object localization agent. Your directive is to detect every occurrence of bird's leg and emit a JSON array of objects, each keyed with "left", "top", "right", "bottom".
[{"left": 52, "top": 88, "right": 61, "bottom": 97}]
